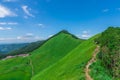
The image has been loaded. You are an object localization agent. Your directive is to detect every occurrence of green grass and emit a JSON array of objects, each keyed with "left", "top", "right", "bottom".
[
  {"left": 30, "top": 32, "right": 82, "bottom": 75},
  {"left": 32, "top": 34, "right": 99, "bottom": 80},
  {"left": 0, "top": 57, "right": 32, "bottom": 80}
]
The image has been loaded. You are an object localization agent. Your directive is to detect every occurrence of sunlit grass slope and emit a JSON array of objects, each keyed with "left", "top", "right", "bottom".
[
  {"left": 30, "top": 31, "right": 82, "bottom": 75},
  {"left": 0, "top": 57, "right": 32, "bottom": 80},
  {"left": 32, "top": 35, "right": 99, "bottom": 80}
]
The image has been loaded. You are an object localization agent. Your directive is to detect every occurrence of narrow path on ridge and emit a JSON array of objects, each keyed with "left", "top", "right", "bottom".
[{"left": 85, "top": 46, "right": 100, "bottom": 80}]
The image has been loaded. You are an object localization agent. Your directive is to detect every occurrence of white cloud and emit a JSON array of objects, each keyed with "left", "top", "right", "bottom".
[
  {"left": 0, "top": 38, "right": 15, "bottom": 41},
  {"left": 0, "top": 22, "right": 6, "bottom": 25},
  {"left": 0, "top": 5, "right": 17, "bottom": 18},
  {"left": 26, "top": 33, "right": 34, "bottom": 37},
  {"left": 38, "top": 24, "right": 45, "bottom": 28},
  {"left": 3, "top": 0, "right": 17, "bottom": 2},
  {"left": 17, "top": 33, "right": 35, "bottom": 40},
  {"left": 0, "top": 22, "right": 18, "bottom": 25},
  {"left": 38, "top": 24, "right": 43, "bottom": 26},
  {"left": 81, "top": 34, "right": 90, "bottom": 38},
  {"left": 8, "top": 22, "right": 18, "bottom": 25},
  {"left": 22, "top": 5, "right": 34, "bottom": 17},
  {"left": 6, "top": 27, "right": 12, "bottom": 30},
  {"left": 83, "top": 31, "right": 88, "bottom": 34},
  {"left": 0, "top": 33, "right": 42, "bottom": 43},
  {"left": 0, "top": 27, "right": 12, "bottom": 30},
  {"left": 81, "top": 31, "right": 90, "bottom": 39},
  {"left": 48, "top": 34, "right": 53, "bottom": 38},
  {"left": 102, "top": 9, "right": 109, "bottom": 12}
]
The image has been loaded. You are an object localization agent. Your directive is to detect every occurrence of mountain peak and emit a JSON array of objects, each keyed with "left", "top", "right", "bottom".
[
  {"left": 57, "top": 30, "right": 80, "bottom": 39},
  {"left": 59, "top": 30, "right": 70, "bottom": 34}
]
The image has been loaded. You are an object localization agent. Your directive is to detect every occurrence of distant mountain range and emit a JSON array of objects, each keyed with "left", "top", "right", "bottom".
[{"left": 0, "top": 43, "right": 28, "bottom": 54}]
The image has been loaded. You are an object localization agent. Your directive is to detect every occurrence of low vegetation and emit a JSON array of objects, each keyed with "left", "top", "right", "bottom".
[
  {"left": 90, "top": 58, "right": 112, "bottom": 80},
  {"left": 94, "top": 27, "right": 120, "bottom": 80}
]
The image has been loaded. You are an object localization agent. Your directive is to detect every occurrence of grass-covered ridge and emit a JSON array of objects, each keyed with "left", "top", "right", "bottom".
[
  {"left": 32, "top": 34, "right": 99, "bottom": 80},
  {"left": 30, "top": 31, "right": 83, "bottom": 75}
]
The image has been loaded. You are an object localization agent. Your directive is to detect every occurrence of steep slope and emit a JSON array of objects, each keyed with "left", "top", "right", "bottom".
[
  {"left": 30, "top": 31, "right": 83, "bottom": 75},
  {"left": 0, "top": 30, "right": 83, "bottom": 80},
  {"left": 32, "top": 34, "right": 100, "bottom": 80}
]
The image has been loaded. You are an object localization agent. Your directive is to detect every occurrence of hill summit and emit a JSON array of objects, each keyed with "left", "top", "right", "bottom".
[{"left": 54, "top": 30, "right": 80, "bottom": 39}]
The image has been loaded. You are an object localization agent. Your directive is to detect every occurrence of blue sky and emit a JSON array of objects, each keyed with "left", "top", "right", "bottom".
[{"left": 0, "top": 0, "right": 120, "bottom": 43}]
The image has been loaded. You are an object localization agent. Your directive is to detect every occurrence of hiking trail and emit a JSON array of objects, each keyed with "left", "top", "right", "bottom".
[
  {"left": 30, "top": 58, "right": 34, "bottom": 80},
  {"left": 85, "top": 46, "right": 100, "bottom": 80}
]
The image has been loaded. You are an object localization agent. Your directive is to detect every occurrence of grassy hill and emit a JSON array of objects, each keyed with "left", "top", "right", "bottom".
[
  {"left": 31, "top": 34, "right": 99, "bottom": 80},
  {"left": 0, "top": 30, "right": 83, "bottom": 80},
  {"left": 30, "top": 31, "right": 83, "bottom": 75}
]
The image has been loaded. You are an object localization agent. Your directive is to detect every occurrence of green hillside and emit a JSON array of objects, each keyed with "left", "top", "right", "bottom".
[
  {"left": 0, "top": 31, "right": 83, "bottom": 80},
  {"left": 90, "top": 27, "right": 120, "bottom": 80},
  {"left": 32, "top": 34, "right": 99, "bottom": 80},
  {"left": 30, "top": 31, "right": 83, "bottom": 75}
]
